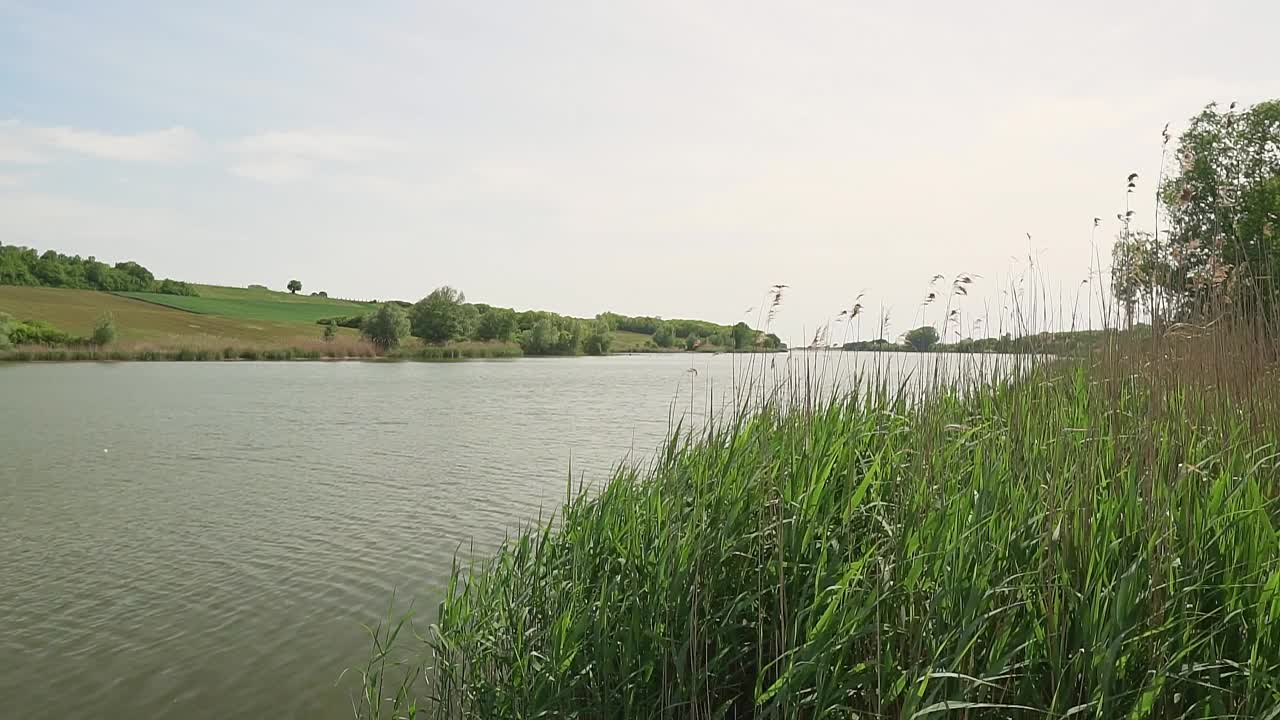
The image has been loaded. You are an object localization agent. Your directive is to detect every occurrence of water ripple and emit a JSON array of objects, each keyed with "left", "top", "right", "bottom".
[{"left": 0, "top": 353, "right": 1002, "bottom": 719}]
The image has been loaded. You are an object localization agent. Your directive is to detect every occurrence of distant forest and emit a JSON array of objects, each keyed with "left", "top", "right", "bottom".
[
  {"left": 329, "top": 286, "right": 786, "bottom": 356},
  {"left": 0, "top": 244, "right": 199, "bottom": 296}
]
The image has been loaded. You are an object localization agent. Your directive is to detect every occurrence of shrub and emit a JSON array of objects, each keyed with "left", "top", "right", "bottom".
[
  {"left": 361, "top": 303, "right": 411, "bottom": 350},
  {"left": 652, "top": 322, "right": 675, "bottom": 348},
  {"left": 317, "top": 315, "right": 365, "bottom": 329},
  {"left": 92, "top": 313, "right": 117, "bottom": 346},
  {"left": 7, "top": 319, "right": 83, "bottom": 346},
  {"left": 157, "top": 279, "right": 199, "bottom": 296}
]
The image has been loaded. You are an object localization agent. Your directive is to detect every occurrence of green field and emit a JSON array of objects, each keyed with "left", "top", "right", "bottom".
[
  {"left": 0, "top": 286, "right": 361, "bottom": 345},
  {"left": 610, "top": 329, "right": 659, "bottom": 351},
  {"left": 115, "top": 285, "right": 373, "bottom": 323}
]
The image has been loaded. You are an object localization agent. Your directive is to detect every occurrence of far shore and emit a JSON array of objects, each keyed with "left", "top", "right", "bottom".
[{"left": 0, "top": 345, "right": 790, "bottom": 363}]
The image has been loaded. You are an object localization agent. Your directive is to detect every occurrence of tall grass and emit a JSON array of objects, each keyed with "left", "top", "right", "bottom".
[
  {"left": 387, "top": 342, "right": 523, "bottom": 361},
  {"left": 358, "top": 329, "right": 1280, "bottom": 719}
]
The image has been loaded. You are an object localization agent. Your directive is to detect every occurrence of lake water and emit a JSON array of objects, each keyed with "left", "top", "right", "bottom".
[{"left": 0, "top": 352, "right": 1010, "bottom": 719}]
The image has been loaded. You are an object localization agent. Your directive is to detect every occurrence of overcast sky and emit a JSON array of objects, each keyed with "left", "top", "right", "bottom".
[{"left": 1, "top": 1, "right": 1275, "bottom": 345}]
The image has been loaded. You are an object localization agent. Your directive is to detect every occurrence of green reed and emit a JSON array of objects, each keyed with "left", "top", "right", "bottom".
[{"left": 359, "top": 347, "right": 1280, "bottom": 719}]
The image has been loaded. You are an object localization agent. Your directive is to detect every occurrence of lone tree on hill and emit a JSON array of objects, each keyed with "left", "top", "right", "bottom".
[{"left": 287, "top": 279, "right": 302, "bottom": 294}]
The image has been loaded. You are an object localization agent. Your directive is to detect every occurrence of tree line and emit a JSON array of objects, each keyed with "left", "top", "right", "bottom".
[
  {"left": 331, "top": 286, "right": 784, "bottom": 355},
  {"left": 0, "top": 244, "right": 199, "bottom": 296}
]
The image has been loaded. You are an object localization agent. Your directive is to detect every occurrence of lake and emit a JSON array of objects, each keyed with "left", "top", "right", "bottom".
[{"left": 0, "top": 352, "right": 1008, "bottom": 719}]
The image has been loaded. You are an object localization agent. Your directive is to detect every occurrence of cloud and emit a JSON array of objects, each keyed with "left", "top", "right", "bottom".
[
  {"left": 0, "top": 121, "right": 201, "bottom": 164},
  {"left": 0, "top": 124, "right": 49, "bottom": 164},
  {"left": 232, "top": 130, "right": 400, "bottom": 162},
  {"left": 229, "top": 158, "right": 312, "bottom": 184},
  {"left": 227, "top": 130, "right": 404, "bottom": 183}
]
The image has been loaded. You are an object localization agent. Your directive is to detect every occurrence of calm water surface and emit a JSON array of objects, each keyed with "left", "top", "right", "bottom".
[{"left": 0, "top": 352, "right": 1004, "bottom": 719}]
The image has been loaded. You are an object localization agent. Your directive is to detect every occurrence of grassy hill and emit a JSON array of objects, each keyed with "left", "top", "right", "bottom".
[
  {"left": 0, "top": 285, "right": 716, "bottom": 358},
  {"left": 0, "top": 286, "right": 363, "bottom": 345},
  {"left": 610, "top": 330, "right": 662, "bottom": 352},
  {"left": 115, "top": 284, "right": 374, "bottom": 324},
  {"left": 3, "top": 242, "right": 787, "bottom": 359}
]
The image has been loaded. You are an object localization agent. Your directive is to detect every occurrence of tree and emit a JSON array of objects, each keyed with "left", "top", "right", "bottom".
[
  {"left": 520, "top": 315, "right": 584, "bottom": 355},
  {"left": 457, "top": 303, "right": 480, "bottom": 341},
  {"left": 1160, "top": 100, "right": 1280, "bottom": 314},
  {"left": 92, "top": 313, "right": 117, "bottom": 346},
  {"left": 731, "top": 322, "right": 753, "bottom": 350},
  {"left": 1111, "top": 231, "right": 1163, "bottom": 329},
  {"left": 684, "top": 333, "right": 699, "bottom": 351},
  {"left": 652, "top": 322, "right": 675, "bottom": 348},
  {"left": 520, "top": 318, "right": 557, "bottom": 355},
  {"left": 475, "top": 307, "right": 518, "bottom": 341},
  {"left": 904, "top": 325, "right": 940, "bottom": 352},
  {"left": 361, "top": 303, "right": 410, "bottom": 350},
  {"left": 410, "top": 286, "right": 467, "bottom": 344},
  {"left": 0, "top": 244, "right": 195, "bottom": 295},
  {"left": 287, "top": 280, "right": 302, "bottom": 294},
  {"left": 322, "top": 323, "right": 337, "bottom": 342},
  {"left": 583, "top": 320, "right": 613, "bottom": 355}
]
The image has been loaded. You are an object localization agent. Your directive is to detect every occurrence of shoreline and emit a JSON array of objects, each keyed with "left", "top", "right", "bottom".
[{"left": 0, "top": 347, "right": 790, "bottom": 363}]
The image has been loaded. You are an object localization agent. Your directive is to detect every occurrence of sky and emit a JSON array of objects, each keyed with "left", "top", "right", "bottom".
[{"left": 0, "top": 0, "right": 1276, "bottom": 346}]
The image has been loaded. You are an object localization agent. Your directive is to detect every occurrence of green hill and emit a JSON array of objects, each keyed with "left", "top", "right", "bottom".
[
  {"left": 115, "top": 285, "right": 373, "bottom": 324},
  {"left": 0, "top": 285, "right": 363, "bottom": 345},
  {"left": 1, "top": 243, "right": 784, "bottom": 358}
]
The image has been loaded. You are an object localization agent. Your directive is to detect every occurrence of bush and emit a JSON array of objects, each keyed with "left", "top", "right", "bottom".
[
  {"left": 7, "top": 319, "right": 83, "bottom": 346},
  {"left": 317, "top": 315, "right": 364, "bottom": 329},
  {"left": 652, "top": 322, "right": 675, "bottom": 348},
  {"left": 92, "top": 313, "right": 117, "bottom": 346},
  {"left": 322, "top": 323, "right": 337, "bottom": 342},
  {"left": 157, "top": 279, "right": 199, "bottom": 296},
  {"left": 361, "top": 303, "right": 411, "bottom": 350}
]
